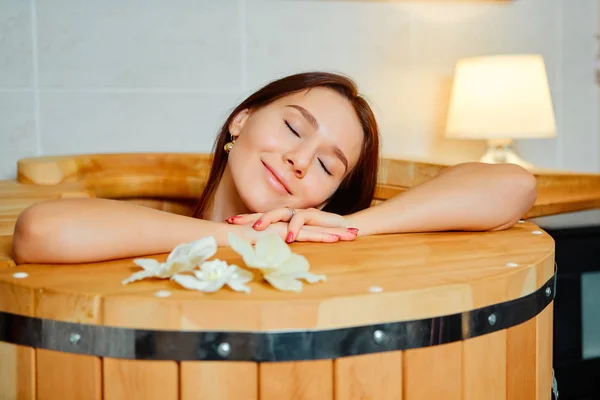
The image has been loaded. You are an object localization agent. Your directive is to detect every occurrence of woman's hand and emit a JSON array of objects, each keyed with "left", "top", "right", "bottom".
[{"left": 227, "top": 208, "right": 359, "bottom": 243}]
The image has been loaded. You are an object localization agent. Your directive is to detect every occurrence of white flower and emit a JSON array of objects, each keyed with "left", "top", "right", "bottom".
[
  {"left": 228, "top": 232, "right": 326, "bottom": 292},
  {"left": 122, "top": 236, "right": 217, "bottom": 285},
  {"left": 171, "top": 259, "right": 253, "bottom": 293}
]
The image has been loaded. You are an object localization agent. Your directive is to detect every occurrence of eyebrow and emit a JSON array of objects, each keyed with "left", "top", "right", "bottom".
[{"left": 286, "top": 104, "right": 349, "bottom": 173}]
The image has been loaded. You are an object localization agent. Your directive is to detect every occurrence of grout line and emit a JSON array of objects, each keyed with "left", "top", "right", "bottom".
[
  {"left": 240, "top": 0, "right": 248, "bottom": 93},
  {"left": 30, "top": 0, "right": 42, "bottom": 156},
  {"left": 556, "top": 0, "right": 564, "bottom": 170}
]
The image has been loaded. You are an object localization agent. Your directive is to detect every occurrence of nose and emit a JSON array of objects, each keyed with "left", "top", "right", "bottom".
[{"left": 284, "top": 146, "right": 315, "bottom": 178}]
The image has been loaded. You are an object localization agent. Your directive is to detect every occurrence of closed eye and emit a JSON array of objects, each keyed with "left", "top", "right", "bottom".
[
  {"left": 319, "top": 159, "right": 332, "bottom": 176},
  {"left": 284, "top": 120, "right": 300, "bottom": 137}
]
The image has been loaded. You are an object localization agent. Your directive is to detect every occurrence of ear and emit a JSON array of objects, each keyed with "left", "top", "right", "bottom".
[{"left": 228, "top": 109, "right": 251, "bottom": 138}]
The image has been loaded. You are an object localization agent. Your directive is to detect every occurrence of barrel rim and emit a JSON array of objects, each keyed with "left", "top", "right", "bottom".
[{"left": 0, "top": 270, "right": 556, "bottom": 362}]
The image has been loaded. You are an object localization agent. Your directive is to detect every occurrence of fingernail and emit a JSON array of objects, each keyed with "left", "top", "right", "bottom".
[
  {"left": 333, "top": 234, "right": 341, "bottom": 239},
  {"left": 347, "top": 228, "right": 359, "bottom": 234},
  {"left": 252, "top": 220, "right": 262, "bottom": 229},
  {"left": 286, "top": 232, "right": 294, "bottom": 243}
]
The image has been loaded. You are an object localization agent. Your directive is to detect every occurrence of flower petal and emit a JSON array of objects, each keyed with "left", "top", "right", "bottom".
[
  {"left": 122, "top": 270, "right": 157, "bottom": 285},
  {"left": 255, "top": 234, "right": 291, "bottom": 267},
  {"left": 132, "top": 258, "right": 162, "bottom": 272},
  {"left": 229, "top": 265, "right": 253, "bottom": 282},
  {"left": 264, "top": 274, "right": 303, "bottom": 292},
  {"left": 277, "top": 253, "right": 310, "bottom": 274},
  {"left": 165, "top": 242, "right": 192, "bottom": 264},
  {"left": 226, "top": 279, "right": 252, "bottom": 293},
  {"left": 185, "top": 237, "right": 218, "bottom": 266},
  {"left": 228, "top": 232, "right": 265, "bottom": 268},
  {"left": 171, "top": 274, "right": 226, "bottom": 293},
  {"left": 292, "top": 271, "right": 327, "bottom": 284}
]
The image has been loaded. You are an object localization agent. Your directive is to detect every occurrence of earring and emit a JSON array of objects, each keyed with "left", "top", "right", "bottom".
[{"left": 224, "top": 135, "right": 236, "bottom": 153}]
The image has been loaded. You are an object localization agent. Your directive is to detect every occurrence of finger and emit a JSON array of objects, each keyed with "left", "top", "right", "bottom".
[
  {"left": 295, "top": 229, "right": 340, "bottom": 243},
  {"left": 225, "top": 213, "right": 262, "bottom": 224},
  {"left": 302, "top": 226, "right": 358, "bottom": 241},
  {"left": 292, "top": 208, "right": 350, "bottom": 229},
  {"left": 251, "top": 208, "right": 295, "bottom": 231},
  {"left": 286, "top": 214, "right": 307, "bottom": 243}
]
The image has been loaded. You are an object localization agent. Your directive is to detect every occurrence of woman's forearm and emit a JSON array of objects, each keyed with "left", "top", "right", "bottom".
[
  {"left": 348, "top": 162, "right": 537, "bottom": 236},
  {"left": 12, "top": 198, "right": 240, "bottom": 264}
]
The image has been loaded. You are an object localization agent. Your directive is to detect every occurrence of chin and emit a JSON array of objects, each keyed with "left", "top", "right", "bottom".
[{"left": 236, "top": 184, "right": 282, "bottom": 213}]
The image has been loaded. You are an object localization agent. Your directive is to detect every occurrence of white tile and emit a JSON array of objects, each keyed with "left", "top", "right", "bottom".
[
  {"left": 559, "top": 86, "right": 599, "bottom": 172},
  {"left": 246, "top": 0, "right": 411, "bottom": 95},
  {"left": 39, "top": 91, "right": 244, "bottom": 155},
  {"left": 0, "top": 91, "right": 37, "bottom": 179},
  {"left": 0, "top": 0, "right": 33, "bottom": 87},
  {"left": 561, "top": 0, "right": 597, "bottom": 89},
  {"left": 408, "top": 0, "right": 561, "bottom": 86},
  {"left": 36, "top": 0, "right": 241, "bottom": 89}
]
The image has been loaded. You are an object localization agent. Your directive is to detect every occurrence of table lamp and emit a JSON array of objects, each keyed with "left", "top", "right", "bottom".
[{"left": 445, "top": 54, "right": 557, "bottom": 169}]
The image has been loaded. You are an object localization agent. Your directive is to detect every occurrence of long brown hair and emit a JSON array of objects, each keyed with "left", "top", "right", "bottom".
[{"left": 192, "top": 72, "right": 380, "bottom": 219}]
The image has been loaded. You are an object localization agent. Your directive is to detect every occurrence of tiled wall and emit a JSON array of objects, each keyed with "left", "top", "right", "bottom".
[{"left": 0, "top": 0, "right": 598, "bottom": 179}]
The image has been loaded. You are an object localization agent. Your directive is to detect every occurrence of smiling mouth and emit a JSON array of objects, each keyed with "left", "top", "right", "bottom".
[{"left": 262, "top": 161, "right": 292, "bottom": 195}]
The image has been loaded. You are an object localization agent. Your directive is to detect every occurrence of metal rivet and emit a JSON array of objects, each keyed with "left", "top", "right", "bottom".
[
  {"left": 506, "top": 262, "right": 518, "bottom": 267},
  {"left": 369, "top": 286, "right": 383, "bottom": 293},
  {"left": 373, "top": 329, "right": 385, "bottom": 344},
  {"left": 488, "top": 313, "right": 497, "bottom": 326},
  {"left": 518, "top": 220, "right": 525, "bottom": 224},
  {"left": 12, "top": 272, "right": 28, "bottom": 279},
  {"left": 69, "top": 332, "right": 81, "bottom": 345},
  {"left": 532, "top": 230, "right": 543, "bottom": 235},
  {"left": 545, "top": 287, "right": 552, "bottom": 297},
  {"left": 217, "top": 342, "right": 231, "bottom": 357}
]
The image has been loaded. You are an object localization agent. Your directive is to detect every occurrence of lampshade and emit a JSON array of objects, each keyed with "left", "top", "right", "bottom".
[{"left": 445, "top": 54, "right": 557, "bottom": 140}]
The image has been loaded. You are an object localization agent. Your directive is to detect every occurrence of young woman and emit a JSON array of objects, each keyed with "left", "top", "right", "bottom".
[{"left": 12, "top": 72, "right": 537, "bottom": 264}]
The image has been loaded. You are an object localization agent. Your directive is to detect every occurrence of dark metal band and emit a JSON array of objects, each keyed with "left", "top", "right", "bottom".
[{"left": 0, "top": 273, "right": 556, "bottom": 362}]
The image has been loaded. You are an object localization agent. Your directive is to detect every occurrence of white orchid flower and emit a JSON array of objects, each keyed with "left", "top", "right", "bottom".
[
  {"left": 228, "top": 232, "right": 326, "bottom": 292},
  {"left": 122, "top": 236, "right": 217, "bottom": 285},
  {"left": 171, "top": 259, "right": 253, "bottom": 293}
]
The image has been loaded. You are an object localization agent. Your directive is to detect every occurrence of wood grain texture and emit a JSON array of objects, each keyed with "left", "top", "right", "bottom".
[
  {"left": 507, "top": 318, "right": 537, "bottom": 399},
  {"left": 463, "top": 330, "right": 507, "bottom": 400},
  {"left": 259, "top": 360, "right": 333, "bottom": 400},
  {"left": 334, "top": 351, "right": 403, "bottom": 400},
  {"left": 103, "top": 358, "right": 178, "bottom": 400},
  {"left": 402, "top": 343, "right": 462, "bottom": 399},
  {"left": 537, "top": 303, "right": 554, "bottom": 399},
  {"left": 0, "top": 223, "right": 555, "bottom": 331},
  {"left": 12, "top": 152, "right": 600, "bottom": 218},
  {"left": 0, "top": 235, "right": 14, "bottom": 268},
  {"left": 36, "top": 349, "right": 102, "bottom": 400},
  {"left": 180, "top": 362, "right": 257, "bottom": 400},
  {"left": 0, "top": 342, "right": 35, "bottom": 400}
]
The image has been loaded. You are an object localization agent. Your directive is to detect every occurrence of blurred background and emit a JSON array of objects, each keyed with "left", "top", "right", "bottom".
[
  {"left": 1, "top": 0, "right": 599, "bottom": 398},
  {"left": 1, "top": 0, "right": 598, "bottom": 180}
]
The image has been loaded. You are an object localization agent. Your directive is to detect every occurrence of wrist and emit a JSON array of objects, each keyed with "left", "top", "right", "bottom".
[{"left": 215, "top": 222, "right": 258, "bottom": 245}]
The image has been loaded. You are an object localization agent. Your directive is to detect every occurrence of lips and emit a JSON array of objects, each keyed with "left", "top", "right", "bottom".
[{"left": 262, "top": 161, "right": 292, "bottom": 195}]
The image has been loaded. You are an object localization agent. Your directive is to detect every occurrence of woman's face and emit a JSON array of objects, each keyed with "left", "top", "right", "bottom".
[{"left": 227, "top": 87, "right": 364, "bottom": 213}]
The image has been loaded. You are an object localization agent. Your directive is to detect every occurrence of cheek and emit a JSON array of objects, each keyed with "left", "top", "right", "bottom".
[{"left": 295, "top": 177, "right": 339, "bottom": 208}]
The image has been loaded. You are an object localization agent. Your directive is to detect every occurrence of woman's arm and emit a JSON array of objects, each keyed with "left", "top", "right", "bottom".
[
  {"left": 347, "top": 162, "right": 538, "bottom": 236},
  {"left": 11, "top": 198, "right": 239, "bottom": 264},
  {"left": 12, "top": 198, "right": 356, "bottom": 264}
]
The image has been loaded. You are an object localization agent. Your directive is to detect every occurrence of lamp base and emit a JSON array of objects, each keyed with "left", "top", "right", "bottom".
[{"left": 479, "top": 139, "right": 535, "bottom": 169}]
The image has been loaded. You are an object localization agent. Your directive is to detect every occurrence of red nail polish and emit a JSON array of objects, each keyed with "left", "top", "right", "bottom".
[
  {"left": 286, "top": 232, "right": 294, "bottom": 243},
  {"left": 347, "top": 227, "right": 359, "bottom": 234},
  {"left": 252, "top": 220, "right": 262, "bottom": 229}
]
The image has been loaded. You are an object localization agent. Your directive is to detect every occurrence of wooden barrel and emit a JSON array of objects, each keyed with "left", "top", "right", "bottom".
[{"left": 0, "top": 222, "right": 555, "bottom": 400}]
